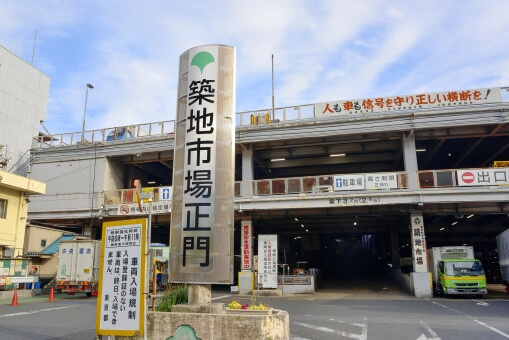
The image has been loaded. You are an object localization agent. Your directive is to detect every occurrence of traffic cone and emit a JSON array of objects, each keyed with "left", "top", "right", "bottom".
[
  {"left": 48, "top": 287, "right": 55, "bottom": 302},
  {"left": 10, "top": 290, "right": 19, "bottom": 306}
]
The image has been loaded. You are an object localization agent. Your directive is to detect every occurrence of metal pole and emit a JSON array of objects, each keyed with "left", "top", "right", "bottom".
[
  {"left": 144, "top": 199, "right": 152, "bottom": 340},
  {"left": 81, "top": 84, "right": 93, "bottom": 143},
  {"left": 31, "top": 29, "right": 37, "bottom": 65},
  {"left": 271, "top": 54, "right": 275, "bottom": 121}
]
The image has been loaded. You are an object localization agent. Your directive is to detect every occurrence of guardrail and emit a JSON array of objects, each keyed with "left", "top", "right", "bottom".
[
  {"left": 33, "top": 120, "right": 175, "bottom": 149},
  {"left": 103, "top": 168, "right": 508, "bottom": 205},
  {"left": 34, "top": 95, "right": 509, "bottom": 149},
  {"left": 277, "top": 275, "right": 312, "bottom": 285}
]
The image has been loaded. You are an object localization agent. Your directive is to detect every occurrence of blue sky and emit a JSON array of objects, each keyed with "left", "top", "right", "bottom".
[{"left": 2, "top": 0, "right": 509, "bottom": 135}]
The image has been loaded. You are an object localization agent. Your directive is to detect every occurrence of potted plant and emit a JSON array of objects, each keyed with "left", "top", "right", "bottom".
[{"left": 225, "top": 295, "right": 272, "bottom": 315}]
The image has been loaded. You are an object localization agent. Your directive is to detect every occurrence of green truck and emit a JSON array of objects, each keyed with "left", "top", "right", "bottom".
[{"left": 428, "top": 246, "right": 487, "bottom": 297}]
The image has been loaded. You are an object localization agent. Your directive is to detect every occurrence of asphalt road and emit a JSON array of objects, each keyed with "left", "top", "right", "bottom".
[
  {"left": 0, "top": 293, "right": 98, "bottom": 340},
  {"left": 0, "top": 284, "right": 508, "bottom": 340}
]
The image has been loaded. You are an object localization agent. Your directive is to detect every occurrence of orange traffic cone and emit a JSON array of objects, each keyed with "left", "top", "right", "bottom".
[
  {"left": 48, "top": 287, "right": 55, "bottom": 302},
  {"left": 10, "top": 290, "right": 19, "bottom": 306}
]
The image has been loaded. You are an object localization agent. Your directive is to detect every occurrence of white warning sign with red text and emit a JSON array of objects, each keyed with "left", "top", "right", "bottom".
[{"left": 457, "top": 169, "right": 509, "bottom": 186}]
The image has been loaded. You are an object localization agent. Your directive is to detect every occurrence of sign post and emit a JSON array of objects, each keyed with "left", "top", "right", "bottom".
[{"left": 169, "top": 45, "right": 236, "bottom": 287}]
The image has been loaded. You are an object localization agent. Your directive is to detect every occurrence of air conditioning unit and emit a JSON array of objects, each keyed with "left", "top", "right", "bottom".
[{"left": 3, "top": 247, "right": 14, "bottom": 258}]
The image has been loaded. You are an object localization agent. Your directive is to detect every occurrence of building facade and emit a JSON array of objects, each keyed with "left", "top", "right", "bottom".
[
  {"left": 0, "top": 44, "right": 48, "bottom": 259},
  {"left": 0, "top": 45, "right": 50, "bottom": 176},
  {"left": 27, "top": 86, "right": 509, "bottom": 295},
  {"left": 0, "top": 171, "right": 45, "bottom": 257}
]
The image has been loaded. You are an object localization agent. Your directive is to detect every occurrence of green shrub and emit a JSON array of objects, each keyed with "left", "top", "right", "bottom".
[{"left": 155, "top": 284, "right": 188, "bottom": 312}]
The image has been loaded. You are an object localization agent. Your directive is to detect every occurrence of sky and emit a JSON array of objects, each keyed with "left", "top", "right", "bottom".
[{"left": 2, "top": 0, "right": 509, "bottom": 135}]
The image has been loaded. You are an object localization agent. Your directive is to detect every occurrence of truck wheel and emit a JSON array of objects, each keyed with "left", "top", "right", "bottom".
[
  {"left": 86, "top": 292, "right": 92, "bottom": 297},
  {"left": 436, "top": 284, "right": 445, "bottom": 297}
]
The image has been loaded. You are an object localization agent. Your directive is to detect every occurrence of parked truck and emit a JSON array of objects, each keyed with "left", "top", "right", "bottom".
[
  {"left": 56, "top": 240, "right": 100, "bottom": 296},
  {"left": 428, "top": 246, "right": 487, "bottom": 297},
  {"left": 496, "top": 229, "right": 509, "bottom": 289}
]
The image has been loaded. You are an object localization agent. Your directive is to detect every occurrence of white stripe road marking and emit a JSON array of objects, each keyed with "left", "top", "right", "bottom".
[
  {"left": 0, "top": 305, "right": 76, "bottom": 318},
  {"left": 419, "top": 320, "right": 441, "bottom": 340},
  {"left": 211, "top": 294, "right": 231, "bottom": 301},
  {"left": 432, "top": 301, "right": 509, "bottom": 338},
  {"left": 471, "top": 299, "right": 489, "bottom": 306},
  {"left": 293, "top": 318, "right": 368, "bottom": 340}
]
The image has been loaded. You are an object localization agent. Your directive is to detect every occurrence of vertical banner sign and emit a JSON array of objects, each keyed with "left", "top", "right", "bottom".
[
  {"left": 96, "top": 218, "right": 146, "bottom": 337},
  {"left": 241, "top": 220, "right": 252, "bottom": 271},
  {"left": 170, "top": 45, "right": 236, "bottom": 283},
  {"left": 410, "top": 214, "right": 427, "bottom": 273},
  {"left": 258, "top": 234, "right": 278, "bottom": 289}
]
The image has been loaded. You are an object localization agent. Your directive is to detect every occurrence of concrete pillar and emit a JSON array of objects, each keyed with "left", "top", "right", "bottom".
[
  {"left": 188, "top": 284, "right": 211, "bottom": 304},
  {"left": 411, "top": 272, "right": 432, "bottom": 298},
  {"left": 402, "top": 135, "right": 419, "bottom": 188},
  {"left": 390, "top": 231, "right": 401, "bottom": 271},
  {"left": 409, "top": 214, "right": 432, "bottom": 297},
  {"left": 241, "top": 147, "right": 253, "bottom": 196}
]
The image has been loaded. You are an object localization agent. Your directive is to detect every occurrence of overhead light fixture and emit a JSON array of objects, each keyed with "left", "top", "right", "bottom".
[
  {"left": 440, "top": 227, "right": 445, "bottom": 231},
  {"left": 301, "top": 224, "right": 304, "bottom": 228},
  {"left": 305, "top": 229, "right": 308, "bottom": 232},
  {"left": 148, "top": 181, "right": 156, "bottom": 184},
  {"left": 416, "top": 149, "right": 426, "bottom": 152},
  {"left": 451, "top": 221, "right": 458, "bottom": 225},
  {"left": 294, "top": 218, "right": 299, "bottom": 222},
  {"left": 271, "top": 158, "right": 285, "bottom": 162},
  {"left": 466, "top": 214, "right": 474, "bottom": 219},
  {"left": 330, "top": 153, "right": 346, "bottom": 157},
  {"left": 354, "top": 222, "right": 357, "bottom": 226}
]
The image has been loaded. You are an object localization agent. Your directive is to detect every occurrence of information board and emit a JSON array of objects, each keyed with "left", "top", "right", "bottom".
[{"left": 96, "top": 218, "right": 147, "bottom": 337}]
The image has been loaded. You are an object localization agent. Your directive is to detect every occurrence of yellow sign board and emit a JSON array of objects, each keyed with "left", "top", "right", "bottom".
[
  {"left": 133, "top": 187, "right": 158, "bottom": 203},
  {"left": 96, "top": 218, "right": 147, "bottom": 337},
  {"left": 492, "top": 161, "right": 509, "bottom": 167}
]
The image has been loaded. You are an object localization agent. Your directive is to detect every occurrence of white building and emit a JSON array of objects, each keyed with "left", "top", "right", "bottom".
[
  {"left": 0, "top": 45, "right": 50, "bottom": 175},
  {"left": 0, "top": 44, "right": 48, "bottom": 260}
]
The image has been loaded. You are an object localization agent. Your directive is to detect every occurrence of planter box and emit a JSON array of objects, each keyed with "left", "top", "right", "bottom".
[{"left": 225, "top": 308, "right": 273, "bottom": 316}]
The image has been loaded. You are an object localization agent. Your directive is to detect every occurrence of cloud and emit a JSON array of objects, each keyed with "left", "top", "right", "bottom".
[{"left": 2, "top": 0, "right": 509, "bottom": 135}]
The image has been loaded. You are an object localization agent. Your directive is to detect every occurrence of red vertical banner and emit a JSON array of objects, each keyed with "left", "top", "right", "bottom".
[{"left": 241, "top": 220, "right": 252, "bottom": 270}]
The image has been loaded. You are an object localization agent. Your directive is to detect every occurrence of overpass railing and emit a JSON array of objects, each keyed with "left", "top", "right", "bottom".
[
  {"left": 102, "top": 168, "right": 508, "bottom": 205},
  {"left": 33, "top": 120, "right": 175, "bottom": 149},
  {"left": 34, "top": 88, "right": 509, "bottom": 149}
]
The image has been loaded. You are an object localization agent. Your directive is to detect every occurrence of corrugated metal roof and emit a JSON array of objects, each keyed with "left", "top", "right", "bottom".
[{"left": 40, "top": 234, "right": 77, "bottom": 255}]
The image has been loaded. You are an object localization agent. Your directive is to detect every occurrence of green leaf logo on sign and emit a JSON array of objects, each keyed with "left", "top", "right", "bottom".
[{"left": 191, "top": 51, "right": 215, "bottom": 74}]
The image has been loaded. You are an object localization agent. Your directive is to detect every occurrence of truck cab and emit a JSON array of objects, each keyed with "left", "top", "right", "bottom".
[
  {"left": 436, "top": 258, "right": 487, "bottom": 297},
  {"left": 429, "top": 246, "right": 487, "bottom": 298}
]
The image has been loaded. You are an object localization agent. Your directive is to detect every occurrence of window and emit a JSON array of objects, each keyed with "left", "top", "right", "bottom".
[
  {"left": 0, "top": 199, "right": 6, "bottom": 218},
  {"left": 40, "top": 239, "right": 47, "bottom": 248}
]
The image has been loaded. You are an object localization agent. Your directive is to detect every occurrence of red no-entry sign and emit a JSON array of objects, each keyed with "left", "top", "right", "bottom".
[{"left": 461, "top": 171, "right": 475, "bottom": 184}]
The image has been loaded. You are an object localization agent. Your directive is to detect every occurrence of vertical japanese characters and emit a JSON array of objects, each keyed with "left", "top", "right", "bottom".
[
  {"left": 258, "top": 235, "right": 278, "bottom": 288},
  {"left": 100, "top": 226, "right": 142, "bottom": 331},
  {"left": 181, "top": 51, "right": 218, "bottom": 270},
  {"left": 411, "top": 215, "right": 428, "bottom": 272},
  {"left": 241, "top": 222, "right": 252, "bottom": 270},
  {"left": 170, "top": 44, "right": 235, "bottom": 283}
]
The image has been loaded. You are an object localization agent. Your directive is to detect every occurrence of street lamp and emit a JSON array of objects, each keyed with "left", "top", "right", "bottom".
[{"left": 81, "top": 83, "right": 94, "bottom": 142}]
